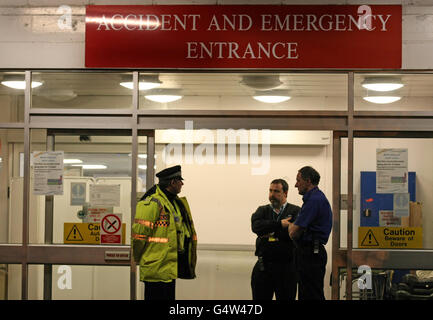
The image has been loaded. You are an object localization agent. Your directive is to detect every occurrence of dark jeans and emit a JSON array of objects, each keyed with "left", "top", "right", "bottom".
[
  {"left": 144, "top": 280, "right": 176, "bottom": 300},
  {"left": 295, "top": 244, "right": 327, "bottom": 300},
  {"left": 251, "top": 259, "right": 297, "bottom": 300}
]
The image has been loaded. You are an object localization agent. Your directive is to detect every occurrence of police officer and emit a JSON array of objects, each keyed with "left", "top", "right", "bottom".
[
  {"left": 132, "top": 165, "right": 197, "bottom": 300},
  {"left": 288, "top": 166, "right": 332, "bottom": 300},
  {"left": 251, "top": 179, "right": 300, "bottom": 300}
]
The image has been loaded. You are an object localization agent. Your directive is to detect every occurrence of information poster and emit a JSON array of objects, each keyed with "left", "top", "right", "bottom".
[
  {"left": 32, "top": 151, "right": 64, "bottom": 195},
  {"left": 379, "top": 210, "right": 401, "bottom": 227},
  {"left": 89, "top": 184, "right": 121, "bottom": 207},
  {"left": 70, "top": 182, "right": 86, "bottom": 206},
  {"left": 83, "top": 206, "right": 113, "bottom": 223},
  {"left": 394, "top": 193, "right": 410, "bottom": 217},
  {"left": 376, "top": 148, "right": 408, "bottom": 194}
]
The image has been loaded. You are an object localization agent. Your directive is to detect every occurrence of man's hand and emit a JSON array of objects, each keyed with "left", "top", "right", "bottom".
[
  {"left": 288, "top": 221, "right": 303, "bottom": 240},
  {"left": 280, "top": 218, "right": 291, "bottom": 228}
]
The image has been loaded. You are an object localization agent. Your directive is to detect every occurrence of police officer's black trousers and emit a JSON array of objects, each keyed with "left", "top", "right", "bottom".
[
  {"left": 295, "top": 244, "right": 327, "bottom": 300},
  {"left": 251, "top": 260, "right": 297, "bottom": 300},
  {"left": 144, "top": 280, "right": 176, "bottom": 300}
]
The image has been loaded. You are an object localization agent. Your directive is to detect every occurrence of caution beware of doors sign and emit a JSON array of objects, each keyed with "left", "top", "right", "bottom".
[
  {"left": 64, "top": 223, "right": 126, "bottom": 244},
  {"left": 358, "top": 227, "right": 423, "bottom": 248}
]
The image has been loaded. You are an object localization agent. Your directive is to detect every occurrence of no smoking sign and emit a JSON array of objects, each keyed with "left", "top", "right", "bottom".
[{"left": 100, "top": 214, "right": 122, "bottom": 244}]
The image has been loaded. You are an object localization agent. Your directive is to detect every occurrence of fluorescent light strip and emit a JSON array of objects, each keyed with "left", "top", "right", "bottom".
[
  {"left": 72, "top": 164, "right": 107, "bottom": 170},
  {"left": 64, "top": 159, "right": 83, "bottom": 164},
  {"left": 1, "top": 81, "right": 43, "bottom": 90}
]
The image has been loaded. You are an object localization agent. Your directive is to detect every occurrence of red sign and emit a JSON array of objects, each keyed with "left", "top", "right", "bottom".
[
  {"left": 85, "top": 5, "right": 401, "bottom": 69},
  {"left": 100, "top": 214, "right": 122, "bottom": 244}
]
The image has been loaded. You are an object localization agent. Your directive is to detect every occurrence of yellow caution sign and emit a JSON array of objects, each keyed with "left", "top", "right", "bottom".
[
  {"left": 64, "top": 223, "right": 126, "bottom": 244},
  {"left": 358, "top": 227, "right": 423, "bottom": 249}
]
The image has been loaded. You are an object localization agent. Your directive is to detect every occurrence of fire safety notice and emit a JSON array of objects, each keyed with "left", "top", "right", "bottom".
[{"left": 358, "top": 227, "right": 423, "bottom": 248}]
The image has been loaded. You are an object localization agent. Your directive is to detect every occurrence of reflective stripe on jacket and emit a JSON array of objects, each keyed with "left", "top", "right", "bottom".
[{"left": 132, "top": 185, "right": 197, "bottom": 282}]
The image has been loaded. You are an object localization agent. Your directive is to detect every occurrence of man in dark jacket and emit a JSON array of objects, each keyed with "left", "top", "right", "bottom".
[{"left": 251, "top": 179, "right": 301, "bottom": 300}]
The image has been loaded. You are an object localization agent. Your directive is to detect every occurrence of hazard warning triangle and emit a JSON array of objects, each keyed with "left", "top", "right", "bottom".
[
  {"left": 361, "top": 229, "right": 379, "bottom": 246},
  {"left": 66, "top": 224, "right": 84, "bottom": 241}
]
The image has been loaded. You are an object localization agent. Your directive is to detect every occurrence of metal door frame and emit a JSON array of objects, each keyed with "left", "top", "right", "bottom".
[{"left": 0, "top": 70, "right": 432, "bottom": 300}]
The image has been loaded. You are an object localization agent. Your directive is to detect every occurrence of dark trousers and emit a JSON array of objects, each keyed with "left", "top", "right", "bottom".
[
  {"left": 295, "top": 244, "right": 327, "bottom": 300},
  {"left": 251, "top": 259, "right": 297, "bottom": 300},
  {"left": 144, "top": 280, "right": 176, "bottom": 300}
]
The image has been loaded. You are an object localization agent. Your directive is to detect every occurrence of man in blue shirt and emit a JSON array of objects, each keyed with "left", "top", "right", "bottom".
[{"left": 288, "top": 166, "right": 332, "bottom": 300}]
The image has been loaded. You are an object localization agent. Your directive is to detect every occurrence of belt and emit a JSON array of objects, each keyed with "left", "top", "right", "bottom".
[{"left": 296, "top": 240, "right": 323, "bottom": 254}]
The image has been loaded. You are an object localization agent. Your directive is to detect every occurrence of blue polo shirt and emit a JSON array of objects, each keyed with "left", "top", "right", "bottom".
[{"left": 294, "top": 186, "right": 332, "bottom": 245}]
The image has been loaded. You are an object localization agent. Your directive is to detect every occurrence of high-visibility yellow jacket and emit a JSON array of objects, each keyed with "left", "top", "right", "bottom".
[{"left": 132, "top": 185, "right": 197, "bottom": 282}]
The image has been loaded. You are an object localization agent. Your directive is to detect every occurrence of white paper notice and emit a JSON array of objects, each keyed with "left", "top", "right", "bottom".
[
  {"left": 32, "top": 151, "right": 64, "bottom": 195},
  {"left": 394, "top": 193, "right": 410, "bottom": 217},
  {"left": 379, "top": 210, "right": 401, "bottom": 227},
  {"left": 376, "top": 148, "right": 408, "bottom": 194},
  {"left": 89, "top": 184, "right": 121, "bottom": 207}
]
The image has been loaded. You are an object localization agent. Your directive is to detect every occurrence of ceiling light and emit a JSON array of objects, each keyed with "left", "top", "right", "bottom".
[
  {"left": 253, "top": 90, "right": 291, "bottom": 103},
  {"left": 362, "top": 77, "right": 404, "bottom": 92},
  {"left": 120, "top": 74, "right": 162, "bottom": 91},
  {"left": 128, "top": 154, "right": 157, "bottom": 159},
  {"left": 363, "top": 96, "right": 401, "bottom": 104},
  {"left": 240, "top": 75, "right": 282, "bottom": 90},
  {"left": 145, "top": 89, "right": 182, "bottom": 103},
  {"left": 72, "top": 164, "right": 107, "bottom": 170},
  {"left": 1, "top": 75, "right": 43, "bottom": 90},
  {"left": 64, "top": 159, "right": 83, "bottom": 164}
]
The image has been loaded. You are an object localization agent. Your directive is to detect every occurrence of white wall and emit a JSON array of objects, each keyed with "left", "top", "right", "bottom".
[{"left": 0, "top": 1, "right": 432, "bottom": 69}]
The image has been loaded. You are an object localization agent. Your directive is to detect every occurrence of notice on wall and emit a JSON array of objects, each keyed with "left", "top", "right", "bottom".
[
  {"left": 379, "top": 210, "right": 401, "bottom": 227},
  {"left": 89, "top": 184, "right": 120, "bottom": 207},
  {"left": 359, "top": 227, "right": 422, "bottom": 248},
  {"left": 70, "top": 182, "right": 86, "bottom": 206},
  {"left": 83, "top": 206, "right": 113, "bottom": 223},
  {"left": 376, "top": 148, "right": 408, "bottom": 194},
  {"left": 100, "top": 213, "right": 123, "bottom": 244},
  {"left": 32, "top": 151, "right": 64, "bottom": 195},
  {"left": 394, "top": 193, "right": 410, "bottom": 217}
]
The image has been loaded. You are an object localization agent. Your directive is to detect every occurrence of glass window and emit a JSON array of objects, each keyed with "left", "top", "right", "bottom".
[
  {"left": 355, "top": 73, "right": 433, "bottom": 111},
  {"left": 353, "top": 137, "right": 433, "bottom": 250},
  {"left": 29, "top": 131, "right": 133, "bottom": 245},
  {"left": 27, "top": 265, "right": 130, "bottom": 300},
  {"left": 0, "top": 72, "right": 25, "bottom": 123},
  {"left": 139, "top": 73, "right": 347, "bottom": 111},
  {"left": 1, "top": 129, "right": 24, "bottom": 244},
  {"left": 154, "top": 128, "right": 333, "bottom": 244},
  {"left": 339, "top": 268, "right": 433, "bottom": 300},
  {"left": 152, "top": 127, "right": 334, "bottom": 299},
  {"left": 31, "top": 72, "right": 133, "bottom": 110},
  {"left": 1, "top": 264, "right": 21, "bottom": 300}
]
